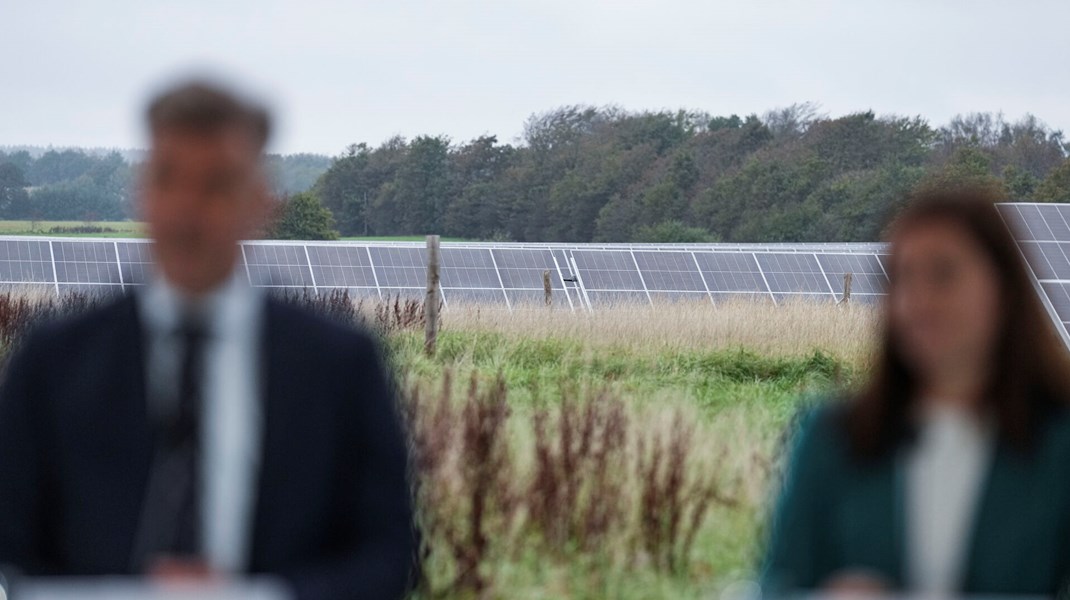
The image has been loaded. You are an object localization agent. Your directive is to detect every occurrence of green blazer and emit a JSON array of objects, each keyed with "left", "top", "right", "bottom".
[{"left": 761, "top": 404, "right": 1070, "bottom": 597}]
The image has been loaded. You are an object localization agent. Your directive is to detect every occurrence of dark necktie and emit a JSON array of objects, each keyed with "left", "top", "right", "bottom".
[
  {"left": 168, "top": 317, "right": 207, "bottom": 555},
  {"left": 130, "top": 315, "right": 209, "bottom": 569}
]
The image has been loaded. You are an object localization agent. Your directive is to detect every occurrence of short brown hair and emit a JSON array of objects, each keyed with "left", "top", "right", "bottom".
[
  {"left": 146, "top": 80, "right": 271, "bottom": 151},
  {"left": 846, "top": 185, "right": 1070, "bottom": 458}
]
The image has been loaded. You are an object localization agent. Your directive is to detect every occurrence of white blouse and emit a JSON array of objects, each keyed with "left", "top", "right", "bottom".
[
  {"left": 904, "top": 405, "right": 993, "bottom": 593},
  {"left": 903, "top": 404, "right": 992, "bottom": 590}
]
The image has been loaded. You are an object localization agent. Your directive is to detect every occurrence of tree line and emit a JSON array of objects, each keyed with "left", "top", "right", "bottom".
[
  {"left": 0, "top": 147, "right": 330, "bottom": 224},
  {"left": 0, "top": 148, "right": 134, "bottom": 221},
  {"left": 313, "top": 106, "right": 1070, "bottom": 242},
  {"left": 4, "top": 106, "right": 1070, "bottom": 242}
]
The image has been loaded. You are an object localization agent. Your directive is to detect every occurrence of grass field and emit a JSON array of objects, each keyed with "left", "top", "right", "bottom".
[
  {"left": 0, "top": 293, "right": 879, "bottom": 598},
  {"left": 383, "top": 299, "right": 879, "bottom": 598},
  {"left": 0, "top": 222, "right": 470, "bottom": 242},
  {"left": 0, "top": 220, "right": 146, "bottom": 237},
  {"left": 339, "top": 235, "right": 470, "bottom": 242}
]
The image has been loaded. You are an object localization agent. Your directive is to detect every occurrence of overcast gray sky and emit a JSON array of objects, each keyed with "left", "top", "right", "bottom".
[{"left": 2, "top": 0, "right": 1067, "bottom": 156}]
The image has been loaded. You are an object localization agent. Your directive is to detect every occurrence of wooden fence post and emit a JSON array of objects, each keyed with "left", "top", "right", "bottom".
[
  {"left": 424, "top": 235, "right": 440, "bottom": 357},
  {"left": 840, "top": 272, "right": 853, "bottom": 304},
  {"left": 543, "top": 270, "right": 552, "bottom": 307}
]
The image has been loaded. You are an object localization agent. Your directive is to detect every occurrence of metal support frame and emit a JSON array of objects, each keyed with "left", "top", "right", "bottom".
[
  {"left": 302, "top": 244, "right": 318, "bottom": 296},
  {"left": 628, "top": 249, "right": 653, "bottom": 306},
  {"left": 689, "top": 251, "right": 716, "bottom": 306}
]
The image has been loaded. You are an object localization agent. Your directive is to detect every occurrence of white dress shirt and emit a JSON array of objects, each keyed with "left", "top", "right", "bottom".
[
  {"left": 905, "top": 404, "right": 993, "bottom": 593},
  {"left": 138, "top": 272, "right": 264, "bottom": 573}
]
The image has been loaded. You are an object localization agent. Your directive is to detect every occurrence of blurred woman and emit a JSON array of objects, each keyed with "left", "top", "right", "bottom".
[{"left": 761, "top": 186, "right": 1070, "bottom": 596}]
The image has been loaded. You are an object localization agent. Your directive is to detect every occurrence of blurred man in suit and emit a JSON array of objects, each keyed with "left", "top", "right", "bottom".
[{"left": 0, "top": 80, "right": 418, "bottom": 599}]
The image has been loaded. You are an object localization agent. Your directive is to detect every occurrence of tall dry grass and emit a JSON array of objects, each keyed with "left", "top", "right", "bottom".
[{"left": 438, "top": 298, "right": 879, "bottom": 367}]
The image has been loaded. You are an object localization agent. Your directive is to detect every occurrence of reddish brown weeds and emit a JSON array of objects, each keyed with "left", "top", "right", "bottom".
[{"left": 404, "top": 373, "right": 736, "bottom": 597}]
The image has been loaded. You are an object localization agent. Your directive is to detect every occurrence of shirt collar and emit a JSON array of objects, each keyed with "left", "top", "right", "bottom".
[{"left": 139, "top": 270, "right": 262, "bottom": 338}]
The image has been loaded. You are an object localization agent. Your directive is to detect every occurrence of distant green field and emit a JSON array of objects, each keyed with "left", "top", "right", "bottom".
[
  {"left": 340, "top": 235, "right": 470, "bottom": 242},
  {"left": 0, "top": 221, "right": 147, "bottom": 238},
  {"left": 0, "top": 224, "right": 470, "bottom": 242}
]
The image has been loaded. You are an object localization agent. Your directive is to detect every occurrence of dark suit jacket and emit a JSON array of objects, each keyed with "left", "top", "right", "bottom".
[
  {"left": 0, "top": 293, "right": 418, "bottom": 600},
  {"left": 761, "top": 404, "right": 1070, "bottom": 596}
]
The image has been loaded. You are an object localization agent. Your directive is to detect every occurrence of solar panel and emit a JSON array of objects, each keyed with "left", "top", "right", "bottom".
[
  {"left": 244, "top": 244, "right": 313, "bottom": 287},
  {"left": 0, "top": 240, "right": 50, "bottom": 261},
  {"left": 116, "top": 241, "right": 154, "bottom": 286},
  {"left": 692, "top": 252, "right": 768, "bottom": 296},
  {"left": 369, "top": 247, "right": 425, "bottom": 288},
  {"left": 0, "top": 229, "right": 988, "bottom": 318},
  {"left": 1015, "top": 204, "right": 1053, "bottom": 240},
  {"left": 492, "top": 248, "right": 566, "bottom": 290},
  {"left": 0, "top": 236, "right": 909, "bottom": 311},
  {"left": 754, "top": 253, "right": 834, "bottom": 298},
  {"left": 1037, "top": 204, "right": 1070, "bottom": 239},
  {"left": 571, "top": 250, "right": 646, "bottom": 291},
  {"left": 439, "top": 248, "right": 502, "bottom": 289},
  {"left": 999, "top": 203, "right": 1070, "bottom": 344},
  {"left": 0, "top": 240, "right": 52, "bottom": 283},
  {"left": 1041, "top": 282, "right": 1070, "bottom": 321},
  {"left": 1018, "top": 242, "right": 1062, "bottom": 280},
  {"left": 306, "top": 245, "right": 377, "bottom": 292},
  {"left": 632, "top": 251, "right": 708, "bottom": 293},
  {"left": 52, "top": 241, "right": 121, "bottom": 285},
  {"left": 816, "top": 253, "right": 888, "bottom": 299}
]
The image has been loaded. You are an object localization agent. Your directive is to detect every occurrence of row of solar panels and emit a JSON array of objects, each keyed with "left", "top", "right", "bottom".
[
  {"left": 0, "top": 237, "right": 886, "bottom": 309},
  {"left": 998, "top": 203, "right": 1070, "bottom": 346},
  {"left": 0, "top": 202, "right": 1067, "bottom": 344},
  {"left": 325, "top": 240, "right": 890, "bottom": 253}
]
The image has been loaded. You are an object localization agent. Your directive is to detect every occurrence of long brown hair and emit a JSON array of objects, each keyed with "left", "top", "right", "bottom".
[{"left": 847, "top": 186, "right": 1070, "bottom": 459}]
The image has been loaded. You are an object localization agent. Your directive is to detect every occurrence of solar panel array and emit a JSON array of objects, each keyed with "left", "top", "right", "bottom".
[
  {"left": 998, "top": 203, "right": 1070, "bottom": 345},
  {"left": 0, "top": 202, "right": 1060, "bottom": 331},
  {"left": 0, "top": 237, "right": 890, "bottom": 309}
]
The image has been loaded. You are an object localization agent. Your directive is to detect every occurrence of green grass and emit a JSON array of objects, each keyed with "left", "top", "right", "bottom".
[
  {"left": 0, "top": 224, "right": 474, "bottom": 242},
  {"left": 340, "top": 235, "right": 471, "bottom": 242},
  {"left": 388, "top": 325, "right": 856, "bottom": 599},
  {"left": 0, "top": 220, "right": 146, "bottom": 237},
  {"left": 393, "top": 330, "right": 847, "bottom": 413}
]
